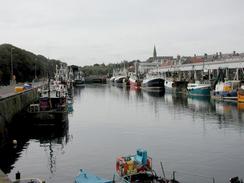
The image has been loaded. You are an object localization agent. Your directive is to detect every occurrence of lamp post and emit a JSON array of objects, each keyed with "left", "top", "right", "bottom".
[{"left": 10, "top": 47, "right": 15, "bottom": 85}]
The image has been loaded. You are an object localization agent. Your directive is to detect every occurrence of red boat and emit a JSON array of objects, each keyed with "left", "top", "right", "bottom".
[{"left": 129, "top": 74, "right": 141, "bottom": 90}]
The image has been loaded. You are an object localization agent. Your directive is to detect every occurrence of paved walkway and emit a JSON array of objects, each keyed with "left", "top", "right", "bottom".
[{"left": 0, "top": 82, "right": 45, "bottom": 99}]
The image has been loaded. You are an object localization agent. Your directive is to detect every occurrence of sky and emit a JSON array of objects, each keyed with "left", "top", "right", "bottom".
[{"left": 0, "top": 0, "right": 244, "bottom": 66}]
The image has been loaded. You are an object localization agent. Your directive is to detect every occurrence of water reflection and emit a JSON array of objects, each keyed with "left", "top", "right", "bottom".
[
  {"left": 144, "top": 90, "right": 165, "bottom": 97},
  {"left": 1, "top": 85, "right": 244, "bottom": 183},
  {"left": 146, "top": 90, "right": 244, "bottom": 129},
  {"left": 73, "top": 85, "right": 85, "bottom": 98},
  {"left": 112, "top": 86, "right": 244, "bottom": 129},
  {"left": 108, "top": 85, "right": 244, "bottom": 130},
  {"left": 0, "top": 119, "right": 70, "bottom": 174}
]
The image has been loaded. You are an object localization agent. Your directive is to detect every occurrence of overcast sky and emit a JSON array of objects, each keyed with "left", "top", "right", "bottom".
[{"left": 1, "top": 0, "right": 244, "bottom": 66}]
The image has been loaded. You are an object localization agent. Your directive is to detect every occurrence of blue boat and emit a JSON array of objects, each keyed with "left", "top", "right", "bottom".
[
  {"left": 187, "top": 83, "right": 211, "bottom": 97},
  {"left": 75, "top": 149, "right": 180, "bottom": 183},
  {"left": 75, "top": 169, "right": 112, "bottom": 183},
  {"left": 212, "top": 80, "right": 240, "bottom": 101}
]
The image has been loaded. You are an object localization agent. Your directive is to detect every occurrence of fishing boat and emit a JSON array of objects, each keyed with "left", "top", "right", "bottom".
[
  {"left": 74, "top": 77, "right": 85, "bottom": 86},
  {"left": 164, "top": 79, "right": 188, "bottom": 94},
  {"left": 129, "top": 61, "right": 141, "bottom": 89},
  {"left": 187, "top": 82, "right": 211, "bottom": 97},
  {"left": 212, "top": 80, "right": 240, "bottom": 101},
  {"left": 114, "top": 75, "right": 128, "bottom": 88},
  {"left": 115, "top": 76, "right": 127, "bottom": 84},
  {"left": 110, "top": 76, "right": 116, "bottom": 83},
  {"left": 73, "top": 66, "right": 85, "bottom": 86},
  {"left": 129, "top": 74, "right": 141, "bottom": 89},
  {"left": 237, "top": 83, "right": 244, "bottom": 103},
  {"left": 74, "top": 73, "right": 85, "bottom": 86},
  {"left": 141, "top": 74, "right": 164, "bottom": 92},
  {"left": 27, "top": 96, "right": 68, "bottom": 125},
  {"left": 26, "top": 80, "right": 68, "bottom": 125}
]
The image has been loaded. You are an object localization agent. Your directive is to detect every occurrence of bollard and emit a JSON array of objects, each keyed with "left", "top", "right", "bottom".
[{"left": 15, "top": 171, "right": 20, "bottom": 180}]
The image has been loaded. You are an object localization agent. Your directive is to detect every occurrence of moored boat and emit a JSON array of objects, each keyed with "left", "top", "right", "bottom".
[
  {"left": 27, "top": 96, "right": 68, "bottom": 125},
  {"left": 115, "top": 76, "right": 127, "bottom": 84},
  {"left": 164, "top": 79, "right": 188, "bottom": 94},
  {"left": 74, "top": 77, "right": 85, "bottom": 86},
  {"left": 212, "top": 80, "right": 240, "bottom": 101},
  {"left": 26, "top": 79, "right": 68, "bottom": 125},
  {"left": 114, "top": 76, "right": 128, "bottom": 88},
  {"left": 187, "top": 82, "right": 211, "bottom": 97},
  {"left": 129, "top": 74, "right": 141, "bottom": 89},
  {"left": 238, "top": 84, "right": 244, "bottom": 103},
  {"left": 141, "top": 75, "right": 164, "bottom": 92},
  {"left": 109, "top": 76, "right": 116, "bottom": 83}
]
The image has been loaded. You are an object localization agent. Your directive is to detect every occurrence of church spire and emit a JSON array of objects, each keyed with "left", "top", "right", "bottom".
[{"left": 153, "top": 45, "right": 157, "bottom": 61}]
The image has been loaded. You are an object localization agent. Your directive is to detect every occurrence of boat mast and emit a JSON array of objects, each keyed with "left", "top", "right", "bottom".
[{"left": 48, "top": 73, "right": 52, "bottom": 109}]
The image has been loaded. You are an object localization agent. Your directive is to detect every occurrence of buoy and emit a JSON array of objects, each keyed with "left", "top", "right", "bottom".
[{"left": 13, "top": 140, "right": 17, "bottom": 145}]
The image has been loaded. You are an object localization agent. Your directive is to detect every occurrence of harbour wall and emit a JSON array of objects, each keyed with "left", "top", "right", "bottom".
[{"left": 0, "top": 88, "right": 39, "bottom": 147}]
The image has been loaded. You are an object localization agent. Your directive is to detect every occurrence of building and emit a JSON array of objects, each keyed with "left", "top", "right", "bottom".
[{"left": 138, "top": 46, "right": 174, "bottom": 73}]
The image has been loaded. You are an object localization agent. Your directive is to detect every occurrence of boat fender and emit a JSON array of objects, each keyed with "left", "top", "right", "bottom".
[
  {"left": 147, "top": 159, "right": 152, "bottom": 169},
  {"left": 116, "top": 161, "right": 120, "bottom": 172},
  {"left": 56, "top": 91, "right": 60, "bottom": 97},
  {"left": 123, "top": 163, "right": 128, "bottom": 175}
]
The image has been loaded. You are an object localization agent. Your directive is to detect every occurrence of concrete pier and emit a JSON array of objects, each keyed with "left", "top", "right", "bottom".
[{"left": 0, "top": 83, "right": 44, "bottom": 148}]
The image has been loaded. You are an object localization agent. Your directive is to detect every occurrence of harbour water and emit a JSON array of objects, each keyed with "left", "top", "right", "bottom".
[{"left": 1, "top": 84, "right": 244, "bottom": 182}]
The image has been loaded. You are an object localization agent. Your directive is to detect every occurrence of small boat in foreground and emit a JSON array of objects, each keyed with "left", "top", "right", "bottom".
[
  {"left": 75, "top": 169, "right": 112, "bottom": 183},
  {"left": 116, "top": 149, "right": 178, "bottom": 183},
  {"left": 74, "top": 149, "right": 243, "bottom": 183},
  {"left": 75, "top": 149, "right": 179, "bottom": 183}
]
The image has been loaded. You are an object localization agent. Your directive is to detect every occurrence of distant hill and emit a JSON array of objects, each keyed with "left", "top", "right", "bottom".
[{"left": 0, "top": 44, "right": 65, "bottom": 85}]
